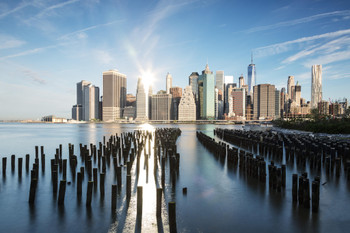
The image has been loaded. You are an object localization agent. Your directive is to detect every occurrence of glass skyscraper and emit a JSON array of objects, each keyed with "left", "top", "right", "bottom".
[
  {"left": 311, "top": 65, "right": 322, "bottom": 109},
  {"left": 247, "top": 55, "right": 256, "bottom": 96}
]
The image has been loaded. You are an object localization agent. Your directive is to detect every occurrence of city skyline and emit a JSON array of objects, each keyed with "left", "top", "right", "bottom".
[{"left": 1, "top": 0, "right": 350, "bottom": 120}]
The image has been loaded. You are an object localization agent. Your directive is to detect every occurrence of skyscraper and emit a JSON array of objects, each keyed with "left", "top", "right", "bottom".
[
  {"left": 253, "top": 84, "right": 275, "bottom": 120},
  {"left": 215, "top": 71, "right": 224, "bottom": 93},
  {"left": 275, "top": 89, "right": 280, "bottom": 119},
  {"left": 189, "top": 72, "right": 199, "bottom": 99},
  {"left": 136, "top": 77, "right": 148, "bottom": 121},
  {"left": 84, "top": 84, "right": 100, "bottom": 121},
  {"left": 224, "top": 83, "right": 237, "bottom": 114},
  {"left": 247, "top": 54, "right": 256, "bottom": 96},
  {"left": 74, "top": 80, "right": 91, "bottom": 120},
  {"left": 200, "top": 63, "right": 215, "bottom": 120},
  {"left": 170, "top": 87, "right": 182, "bottom": 120},
  {"left": 151, "top": 91, "right": 172, "bottom": 120},
  {"left": 178, "top": 86, "right": 196, "bottom": 121},
  {"left": 231, "top": 88, "right": 246, "bottom": 118},
  {"left": 287, "top": 76, "right": 295, "bottom": 100},
  {"left": 166, "top": 73, "right": 172, "bottom": 94},
  {"left": 294, "top": 83, "right": 301, "bottom": 106},
  {"left": 239, "top": 75, "right": 244, "bottom": 88},
  {"left": 311, "top": 65, "right": 322, "bottom": 109},
  {"left": 102, "top": 69, "right": 127, "bottom": 121}
]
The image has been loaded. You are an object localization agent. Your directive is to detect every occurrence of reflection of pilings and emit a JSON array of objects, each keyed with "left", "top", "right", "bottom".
[
  {"left": 137, "top": 186, "right": 143, "bottom": 216},
  {"left": 77, "top": 172, "right": 82, "bottom": 197},
  {"left": 86, "top": 181, "right": 93, "bottom": 206},
  {"left": 126, "top": 175, "right": 131, "bottom": 199},
  {"left": 100, "top": 173, "right": 105, "bottom": 199},
  {"left": 168, "top": 202, "right": 177, "bottom": 233},
  {"left": 156, "top": 188, "right": 162, "bottom": 217},
  {"left": 111, "top": 184, "right": 117, "bottom": 210},
  {"left": 58, "top": 180, "right": 66, "bottom": 205}
]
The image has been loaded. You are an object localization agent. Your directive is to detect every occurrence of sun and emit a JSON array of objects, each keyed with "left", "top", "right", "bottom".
[{"left": 141, "top": 70, "right": 154, "bottom": 91}]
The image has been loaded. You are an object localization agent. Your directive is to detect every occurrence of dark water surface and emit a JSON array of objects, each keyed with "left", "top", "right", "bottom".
[{"left": 0, "top": 123, "right": 349, "bottom": 233}]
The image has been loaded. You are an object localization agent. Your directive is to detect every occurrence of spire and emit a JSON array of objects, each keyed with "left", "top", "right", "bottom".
[{"left": 251, "top": 51, "right": 253, "bottom": 64}]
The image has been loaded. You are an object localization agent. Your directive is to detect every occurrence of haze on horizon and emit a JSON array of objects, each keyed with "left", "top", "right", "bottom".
[{"left": 0, "top": 0, "right": 350, "bottom": 120}]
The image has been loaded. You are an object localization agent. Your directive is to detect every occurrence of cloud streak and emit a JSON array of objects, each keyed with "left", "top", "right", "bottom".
[
  {"left": 0, "top": 1, "right": 31, "bottom": 19},
  {"left": 0, "top": 34, "right": 26, "bottom": 49},
  {"left": 245, "top": 10, "right": 350, "bottom": 33}
]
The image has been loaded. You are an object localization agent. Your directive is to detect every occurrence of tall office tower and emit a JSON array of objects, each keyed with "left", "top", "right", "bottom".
[
  {"left": 231, "top": 88, "right": 246, "bottom": 118},
  {"left": 215, "top": 71, "right": 224, "bottom": 93},
  {"left": 84, "top": 84, "right": 100, "bottom": 121},
  {"left": 239, "top": 75, "right": 244, "bottom": 88},
  {"left": 287, "top": 76, "right": 295, "bottom": 100},
  {"left": 102, "top": 69, "right": 127, "bottom": 121},
  {"left": 170, "top": 87, "right": 182, "bottom": 120},
  {"left": 224, "top": 83, "right": 237, "bottom": 114},
  {"left": 294, "top": 82, "right": 301, "bottom": 106},
  {"left": 275, "top": 89, "right": 280, "bottom": 119},
  {"left": 178, "top": 86, "right": 196, "bottom": 121},
  {"left": 74, "top": 80, "right": 91, "bottom": 120},
  {"left": 247, "top": 54, "right": 256, "bottom": 96},
  {"left": 198, "top": 74, "right": 204, "bottom": 119},
  {"left": 215, "top": 88, "right": 219, "bottom": 119},
  {"left": 189, "top": 72, "right": 199, "bottom": 99},
  {"left": 217, "top": 89, "right": 224, "bottom": 119},
  {"left": 280, "top": 88, "right": 286, "bottom": 116},
  {"left": 311, "top": 65, "right": 322, "bottom": 109},
  {"left": 224, "top": 75, "right": 234, "bottom": 84},
  {"left": 199, "top": 63, "right": 215, "bottom": 120},
  {"left": 166, "top": 72, "right": 172, "bottom": 94},
  {"left": 253, "top": 84, "right": 275, "bottom": 120},
  {"left": 136, "top": 77, "right": 148, "bottom": 121},
  {"left": 151, "top": 91, "right": 172, "bottom": 120},
  {"left": 148, "top": 85, "right": 153, "bottom": 120}
]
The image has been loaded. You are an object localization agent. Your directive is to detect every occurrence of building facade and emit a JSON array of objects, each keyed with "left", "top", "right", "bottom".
[
  {"left": 287, "top": 76, "right": 295, "bottom": 100},
  {"left": 102, "top": 69, "right": 127, "bottom": 121},
  {"left": 311, "top": 65, "right": 322, "bottom": 109},
  {"left": 151, "top": 92, "right": 172, "bottom": 120},
  {"left": 200, "top": 64, "right": 215, "bottom": 120},
  {"left": 136, "top": 77, "right": 148, "bottom": 121},
  {"left": 253, "top": 84, "right": 276, "bottom": 120},
  {"left": 247, "top": 56, "right": 256, "bottom": 96},
  {"left": 170, "top": 87, "right": 182, "bottom": 120},
  {"left": 178, "top": 86, "right": 196, "bottom": 121},
  {"left": 166, "top": 73, "right": 172, "bottom": 94}
]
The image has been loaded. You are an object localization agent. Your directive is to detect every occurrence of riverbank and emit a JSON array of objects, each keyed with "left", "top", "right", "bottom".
[{"left": 273, "top": 118, "right": 350, "bottom": 134}]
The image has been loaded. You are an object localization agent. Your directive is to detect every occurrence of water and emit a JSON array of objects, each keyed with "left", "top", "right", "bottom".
[{"left": 0, "top": 123, "right": 349, "bottom": 233}]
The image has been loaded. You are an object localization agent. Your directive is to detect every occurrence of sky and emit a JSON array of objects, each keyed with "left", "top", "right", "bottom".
[{"left": 1, "top": 0, "right": 350, "bottom": 120}]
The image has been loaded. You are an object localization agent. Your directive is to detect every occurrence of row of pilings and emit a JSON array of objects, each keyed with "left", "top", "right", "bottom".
[
  {"left": 214, "top": 128, "right": 350, "bottom": 179},
  {"left": 1, "top": 127, "right": 182, "bottom": 233},
  {"left": 197, "top": 130, "right": 321, "bottom": 212}
]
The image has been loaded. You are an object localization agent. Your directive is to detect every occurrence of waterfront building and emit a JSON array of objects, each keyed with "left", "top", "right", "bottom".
[
  {"left": 275, "top": 89, "right": 280, "bottom": 119},
  {"left": 247, "top": 55, "right": 256, "bottom": 96},
  {"left": 224, "top": 83, "right": 237, "bottom": 114},
  {"left": 123, "top": 106, "right": 136, "bottom": 120},
  {"left": 83, "top": 84, "right": 100, "bottom": 121},
  {"left": 102, "top": 69, "right": 127, "bottom": 121},
  {"left": 224, "top": 75, "right": 234, "bottom": 84},
  {"left": 311, "top": 65, "right": 322, "bottom": 109},
  {"left": 72, "top": 104, "right": 82, "bottom": 121},
  {"left": 178, "top": 86, "right": 196, "bottom": 121},
  {"left": 73, "top": 80, "right": 90, "bottom": 121},
  {"left": 280, "top": 88, "right": 286, "bottom": 117},
  {"left": 136, "top": 77, "right": 148, "bottom": 121},
  {"left": 170, "top": 87, "right": 182, "bottom": 120},
  {"left": 231, "top": 88, "right": 246, "bottom": 118},
  {"left": 253, "top": 84, "right": 275, "bottom": 120},
  {"left": 287, "top": 76, "right": 295, "bottom": 100},
  {"left": 215, "top": 88, "right": 219, "bottom": 119},
  {"left": 148, "top": 85, "right": 153, "bottom": 120},
  {"left": 166, "top": 73, "right": 172, "bottom": 94},
  {"left": 318, "top": 100, "right": 329, "bottom": 115},
  {"left": 151, "top": 91, "right": 172, "bottom": 120},
  {"left": 200, "top": 63, "right": 215, "bottom": 120}
]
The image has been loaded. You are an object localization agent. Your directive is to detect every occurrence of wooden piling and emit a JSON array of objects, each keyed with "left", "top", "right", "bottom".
[
  {"left": 58, "top": 180, "right": 67, "bottom": 205},
  {"left": 25, "top": 154, "right": 29, "bottom": 172},
  {"left": 157, "top": 188, "right": 162, "bottom": 217},
  {"left": 137, "top": 186, "right": 143, "bottom": 216},
  {"left": 292, "top": 174, "right": 298, "bottom": 203},
  {"left": 62, "top": 159, "right": 67, "bottom": 180},
  {"left": 86, "top": 181, "right": 93, "bottom": 206},
  {"left": 126, "top": 175, "right": 131, "bottom": 199},
  {"left": 100, "top": 173, "right": 105, "bottom": 198},
  {"left": 77, "top": 172, "right": 82, "bottom": 197},
  {"left": 28, "top": 178, "right": 37, "bottom": 204},
  {"left": 18, "top": 158, "right": 23, "bottom": 177},
  {"left": 11, "top": 154, "right": 15, "bottom": 171},
  {"left": 312, "top": 180, "right": 320, "bottom": 212},
  {"left": 93, "top": 168, "right": 98, "bottom": 187},
  {"left": 111, "top": 184, "right": 117, "bottom": 210}
]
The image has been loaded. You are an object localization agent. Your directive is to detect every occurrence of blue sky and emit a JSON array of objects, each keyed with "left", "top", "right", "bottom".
[{"left": 1, "top": 0, "right": 350, "bottom": 120}]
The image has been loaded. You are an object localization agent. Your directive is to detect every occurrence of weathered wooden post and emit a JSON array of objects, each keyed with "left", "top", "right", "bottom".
[
  {"left": 137, "top": 186, "right": 143, "bottom": 216},
  {"left": 28, "top": 178, "right": 37, "bottom": 204},
  {"left": 281, "top": 165, "right": 286, "bottom": 187},
  {"left": 111, "top": 184, "right": 117, "bottom": 210},
  {"left": 86, "top": 181, "right": 93, "bottom": 206},
  {"left": 157, "top": 188, "right": 162, "bottom": 217},
  {"left": 100, "top": 173, "right": 105, "bottom": 198},
  {"left": 26, "top": 154, "right": 30, "bottom": 172},
  {"left": 292, "top": 174, "right": 298, "bottom": 203},
  {"left": 93, "top": 168, "right": 98, "bottom": 187},
  {"left": 18, "top": 158, "right": 23, "bottom": 177},
  {"left": 11, "top": 154, "right": 15, "bottom": 172},
  {"left": 62, "top": 159, "right": 67, "bottom": 180},
  {"left": 126, "top": 175, "right": 131, "bottom": 199},
  {"left": 312, "top": 180, "right": 320, "bottom": 212},
  {"left": 303, "top": 178, "right": 310, "bottom": 209},
  {"left": 77, "top": 172, "right": 82, "bottom": 197},
  {"left": 58, "top": 180, "right": 67, "bottom": 205},
  {"left": 169, "top": 202, "right": 177, "bottom": 233}
]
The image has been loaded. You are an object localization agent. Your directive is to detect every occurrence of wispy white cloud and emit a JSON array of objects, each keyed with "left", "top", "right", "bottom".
[
  {"left": 245, "top": 10, "right": 350, "bottom": 33},
  {"left": 303, "top": 50, "right": 350, "bottom": 67},
  {"left": 32, "top": 0, "right": 80, "bottom": 19},
  {"left": 93, "top": 49, "right": 114, "bottom": 65},
  {"left": 58, "top": 20, "right": 124, "bottom": 41},
  {"left": 0, "top": 34, "right": 26, "bottom": 49},
  {"left": 0, "top": 43, "right": 64, "bottom": 60},
  {"left": 0, "top": 1, "right": 31, "bottom": 19},
  {"left": 22, "top": 68, "right": 47, "bottom": 85},
  {"left": 255, "top": 28, "right": 350, "bottom": 57}
]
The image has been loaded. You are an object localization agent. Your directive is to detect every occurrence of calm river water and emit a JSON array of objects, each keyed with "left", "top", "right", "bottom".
[{"left": 0, "top": 123, "right": 349, "bottom": 233}]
